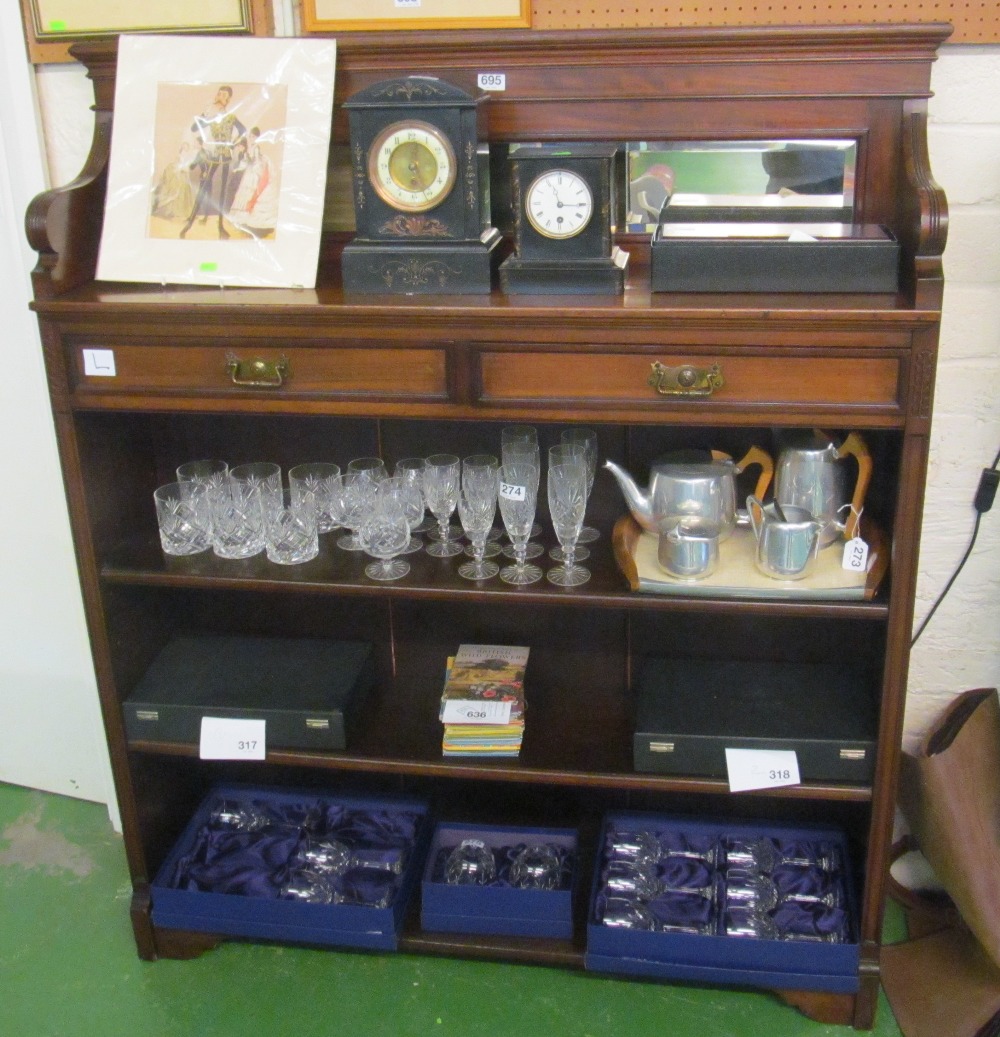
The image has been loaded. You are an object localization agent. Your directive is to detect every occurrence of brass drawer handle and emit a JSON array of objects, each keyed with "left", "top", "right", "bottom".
[
  {"left": 225, "top": 353, "right": 290, "bottom": 388},
  {"left": 648, "top": 361, "right": 724, "bottom": 397}
]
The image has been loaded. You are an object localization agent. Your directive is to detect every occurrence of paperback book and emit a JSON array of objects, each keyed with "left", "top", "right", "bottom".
[{"left": 440, "top": 645, "right": 528, "bottom": 757}]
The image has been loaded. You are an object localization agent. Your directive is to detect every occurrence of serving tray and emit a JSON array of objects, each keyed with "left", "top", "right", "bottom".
[{"left": 611, "top": 515, "right": 887, "bottom": 601}]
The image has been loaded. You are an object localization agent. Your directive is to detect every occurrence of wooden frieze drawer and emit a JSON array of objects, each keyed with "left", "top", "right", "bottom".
[
  {"left": 66, "top": 342, "right": 450, "bottom": 405},
  {"left": 475, "top": 347, "right": 905, "bottom": 417}
]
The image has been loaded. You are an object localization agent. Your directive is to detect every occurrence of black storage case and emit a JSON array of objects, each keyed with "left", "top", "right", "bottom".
[
  {"left": 633, "top": 658, "right": 877, "bottom": 782},
  {"left": 649, "top": 223, "right": 900, "bottom": 293},
  {"left": 124, "top": 635, "right": 374, "bottom": 750}
]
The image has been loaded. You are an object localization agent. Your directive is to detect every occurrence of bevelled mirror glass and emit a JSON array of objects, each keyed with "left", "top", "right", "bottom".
[{"left": 625, "top": 140, "right": 857, "bottom": 231}]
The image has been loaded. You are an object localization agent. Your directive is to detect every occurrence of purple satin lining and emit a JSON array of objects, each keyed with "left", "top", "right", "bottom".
[
  {"left": 598, "top": 823, "right": 852, "bottom": 942},
  {"left": 167, "top": 795, "right": 420, "bottom": 907},
  {"left": 771, "top": 899, "right": 849, "bottom": 938}
]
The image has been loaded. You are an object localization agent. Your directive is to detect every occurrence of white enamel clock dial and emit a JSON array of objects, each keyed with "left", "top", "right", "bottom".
[
  {"left": 368, "top": 120, "right": 457, "bottom": 213},
  {"left": 524, "top": 168, "right": 594, "bottom": 239}
]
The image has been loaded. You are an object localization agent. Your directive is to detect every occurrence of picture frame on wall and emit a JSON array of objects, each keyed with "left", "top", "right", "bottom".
[
  {"left": 19, "top": 0, "right": 272, "bottom": 63},
  {"left": 302, "top": 0, "right": 530, "bottom": 32},
  {"left": 96, "top": 34, "right": 337, "bottom": 289}
]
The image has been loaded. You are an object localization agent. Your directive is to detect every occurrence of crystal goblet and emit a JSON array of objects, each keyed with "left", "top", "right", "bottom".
[
  {"left": 361, "top": 476, "right": 412, "bottom": 581},
  {"left": 208, "top": 799, "right": 272, "bottom": 832},
  {"left": 509, "top": 843, "right": 562, "bottom": 890},
  {"left": 444, "top": 839, "right": 497, "bottom": 885},
  {"left": 600, "top": 897, "right": 657, "bottom": 930},
  {"left": 338, "top": 458, "right": 383, "bottom": 551}
]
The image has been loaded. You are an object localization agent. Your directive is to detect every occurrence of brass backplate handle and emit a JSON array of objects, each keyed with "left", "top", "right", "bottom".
[
  {"left": 225, "top": 353, "right": 290, "bottom": 388},
  {"left": 648, "top": 361, "right": 724, "bottom": 397}
]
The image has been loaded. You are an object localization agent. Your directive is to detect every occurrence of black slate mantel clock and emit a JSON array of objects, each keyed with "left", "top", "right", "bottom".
[
  {"left": 341, "top": 76, "right": 501, "bottom": 294},
  {"left": 499, "top": 143, "right": 628, "bottom": 295}
]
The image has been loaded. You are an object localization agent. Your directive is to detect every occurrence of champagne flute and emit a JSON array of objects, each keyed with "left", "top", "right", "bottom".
[
  {"left": 560, "top": 428, "right": 599, "bottom": 543},
  {"left": 496, "top": 461, "right": 543, "bottom": 585},
  {"left": 457, "top": 454, "right": 499, "bottom": 580},
  {"left": 501, "top": 437, "right": 543, "bottom": 557},
  {"left": 423, "top": 453, "right": 463, "bottom": 557},
  {"left": 546, "top": 461, "right": 591, "bottom": 586},
  {"left": 547, "top": 444, "right": 590, "bottom": 561}
]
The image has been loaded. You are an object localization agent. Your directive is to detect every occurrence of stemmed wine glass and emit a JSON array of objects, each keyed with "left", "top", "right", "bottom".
[
  {"left": 360, "top": 476, "right": 412, "bottom": 581},
  {"left": 457, "top": 454, "right": 499, "bottom": 581},
  {"left": 496, "top": 461, "right": 543, "bottom": 585},
  {"left": 423, "top": 454, "right": 463, "bottom": 557},
  {"left": 337, "top": 457, "right": 385, "bottom": 551},
  {"left": 560, "top": 428, "right": 599, "bottom": 543},
  {"left": 547, "top": 460, "right": 591, "bottom": 586}
]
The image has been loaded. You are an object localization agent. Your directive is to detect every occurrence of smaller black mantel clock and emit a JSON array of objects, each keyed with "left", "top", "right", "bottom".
[
  {"left": 499, "top": 143, "right": 628, "bottom": 295},
  {"left": 341, "top": 76, "right": 501, "bottom": 295}
]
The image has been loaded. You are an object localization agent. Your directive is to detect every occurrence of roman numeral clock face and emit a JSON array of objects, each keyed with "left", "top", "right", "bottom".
[
  {"left": 525, "top": 168, "right": 594, "bottom": 239},
  {"left": 367, "top": 120, "right": 457, "bottom": 213}
]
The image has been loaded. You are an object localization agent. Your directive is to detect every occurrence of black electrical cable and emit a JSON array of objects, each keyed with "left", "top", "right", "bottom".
[{"left": 911, "top": 443, "right": 1000, "bottom": 647}]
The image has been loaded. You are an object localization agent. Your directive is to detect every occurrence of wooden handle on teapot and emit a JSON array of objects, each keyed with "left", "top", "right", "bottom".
[
  {"left": 837, "top": 432, "right": 873, "bottom": 540},
  {"left": 735, "top": 444, "right": 774, "bottom": 502}
]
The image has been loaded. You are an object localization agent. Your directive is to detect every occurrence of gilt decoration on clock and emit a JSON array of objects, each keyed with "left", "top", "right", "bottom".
[{"left": 341, "top": 76, "right": 501, "bottom": 294}]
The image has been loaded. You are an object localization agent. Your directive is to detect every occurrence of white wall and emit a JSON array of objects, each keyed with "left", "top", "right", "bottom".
[
  {"left": 0, "top": 2, "right": 114, "bottom": 810},
  {"left": 4, "top": 17, "right": 998, "bottom": 808},
  {"left": 907, "top": 46, "right": 1000, "bottom": 749}
]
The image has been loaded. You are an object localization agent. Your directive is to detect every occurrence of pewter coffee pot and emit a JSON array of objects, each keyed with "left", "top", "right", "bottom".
[
  {"left": 774, "top": 430, "right": 872, "bottom": 546},
  {"left": 604, "top": 445, "right": 773, "bottom": 538}
]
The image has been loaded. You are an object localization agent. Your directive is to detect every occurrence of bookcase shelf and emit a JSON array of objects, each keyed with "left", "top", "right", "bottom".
[{"left": 28, "top": 24, "right": 948, "bottom": 1029}]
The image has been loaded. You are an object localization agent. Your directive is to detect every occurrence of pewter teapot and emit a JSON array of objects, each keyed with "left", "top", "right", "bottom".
[
  {"left": 604, "top": 445, "right": 773, "bottom": 538},
  {"left": 774, "top": 430, "right": 872, "bottom": 546}
]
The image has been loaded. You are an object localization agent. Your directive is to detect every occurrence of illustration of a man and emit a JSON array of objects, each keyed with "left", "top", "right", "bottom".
[{"left": 179, "top": 85, "right": 247, "bottom": 239}]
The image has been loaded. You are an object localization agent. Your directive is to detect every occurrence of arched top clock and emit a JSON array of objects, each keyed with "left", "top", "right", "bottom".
[{"left": 342, "top": 76, "right": 500, "bottom": 293}]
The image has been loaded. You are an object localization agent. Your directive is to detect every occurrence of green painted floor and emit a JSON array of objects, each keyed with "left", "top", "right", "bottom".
[{"left": 0, "top": 781, "right": 905, "bottom": 1037}]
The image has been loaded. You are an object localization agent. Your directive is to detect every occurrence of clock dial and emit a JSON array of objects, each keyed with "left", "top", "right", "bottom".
[
  {"left": 525, "top": 168, "right": 594, "bottom": 239},
  {"left": 368, "top": 120, "right": 457, "bottom": 213}
]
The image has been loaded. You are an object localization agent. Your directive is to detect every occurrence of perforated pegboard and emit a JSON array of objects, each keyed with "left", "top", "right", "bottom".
[{"left": 530, "top": 2, "right": 996, "bottom": 44}]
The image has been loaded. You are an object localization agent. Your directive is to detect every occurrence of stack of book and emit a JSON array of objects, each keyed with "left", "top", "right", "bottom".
[{"left": 439, "top": 644, "right": 529, "bottom": 758}]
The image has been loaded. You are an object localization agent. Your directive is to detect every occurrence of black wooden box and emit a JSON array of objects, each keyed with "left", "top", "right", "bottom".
[
  {"left": 633, "top": 657, "right": 877, "bottom": 782},
  {"left": 649, "top": 223, "right": 899, "bottom": 293},
  {"left": 124, "top": 635, "right": 374, "bottom": 750}
]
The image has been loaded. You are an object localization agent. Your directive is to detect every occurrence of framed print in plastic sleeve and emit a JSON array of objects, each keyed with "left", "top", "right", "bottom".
[{"left": 96, "top": 34, "right": 336, "bottom": 288}]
